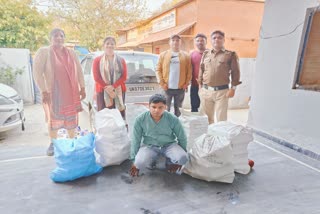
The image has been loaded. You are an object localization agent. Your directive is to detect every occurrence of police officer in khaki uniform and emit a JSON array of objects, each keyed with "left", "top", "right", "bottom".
[{"left": 198, "top": 30, "right": 241, "bottom": 124}]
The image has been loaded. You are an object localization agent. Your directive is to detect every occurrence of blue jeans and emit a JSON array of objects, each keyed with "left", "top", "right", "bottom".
[{"left": 134, "top": 143, "right": 188, "bottom": 173}]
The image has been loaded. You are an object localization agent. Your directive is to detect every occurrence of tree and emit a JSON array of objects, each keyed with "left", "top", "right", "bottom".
[
  {"left": 50, "top": 0, "right": 148, "bottom": 50},
  {"left": 0, "top": 66, "right": 24, "bottom": 86},
  {"left": 0, "top": 0, "right": 52, "bottom": 52},
  {"left": 153, "top": 0, "right": 183, "bottom": 15}
]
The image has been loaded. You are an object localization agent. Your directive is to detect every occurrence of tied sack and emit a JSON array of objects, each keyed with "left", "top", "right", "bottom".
[
  {"left": 184, "top": 134, "right": 235, "bottom": 183},
  {"left": 50, "top": 133, "right": 103, "bottom": 182},
  {"left": 208, "top": 121, "right": 253, "bottom": 174},
  {"left": 179, "top": 109, "right": 209, "bottom": 151},
  {"left": 126, "top": 103, "right": 148, "bottom": 139},
  {"left": 94, "top": 108, "right": 130, "bottom": 167}
]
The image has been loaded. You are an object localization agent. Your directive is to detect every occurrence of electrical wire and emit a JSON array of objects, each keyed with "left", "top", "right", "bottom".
[
  {"left": 259, "top": 22, "right": 304, "bottom": 40},
  {"left": 260, "top": 4, "right": 320, "bottom": 40}
]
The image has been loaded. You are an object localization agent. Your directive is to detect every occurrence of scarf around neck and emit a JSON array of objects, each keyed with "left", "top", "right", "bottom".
[{"left": 99, "top": 53, "right": 125, "bottom": 111}]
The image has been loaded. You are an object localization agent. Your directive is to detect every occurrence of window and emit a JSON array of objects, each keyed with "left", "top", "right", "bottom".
[
  {"left": 118, "top": 53, "right": 159, "bottom": 84},
  {"left": 294, "top": 7, "right": 320, "bottom": 91},
  {"left": 142, "top": 59, "right": 155, "bottom": 70}
]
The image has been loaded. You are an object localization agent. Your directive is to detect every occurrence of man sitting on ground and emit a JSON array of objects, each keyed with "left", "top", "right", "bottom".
[{"left": 130, "top": 94, "right": 188, "bottom": 177}]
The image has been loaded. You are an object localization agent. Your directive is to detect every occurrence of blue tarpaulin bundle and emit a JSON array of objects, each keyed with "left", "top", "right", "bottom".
[{"left": 50, "top": 133, "right": 103, "bottom": 182}]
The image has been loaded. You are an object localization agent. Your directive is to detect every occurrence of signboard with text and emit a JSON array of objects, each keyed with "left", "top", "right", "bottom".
[{"left": 152, "top": 10, "right": 176, "bottom": 33}]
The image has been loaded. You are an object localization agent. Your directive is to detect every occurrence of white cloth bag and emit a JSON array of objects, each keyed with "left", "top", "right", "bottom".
[
  {"left": 179, "top": 109, "right": 209, "bottom": 151},
  {"left": 126, "top": 103, "right": 148, "bottom": 139},
  {"left": 184, "top": 134, "right": 235, "bottom": 183},
  {"left": 208, "top": 121, "right": 253, "bottom": 174},
  {"left": 94, "top": 108, "right": 130, "bottom": 167}
]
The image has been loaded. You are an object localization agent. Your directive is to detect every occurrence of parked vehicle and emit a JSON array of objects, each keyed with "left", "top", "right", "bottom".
[
  {"left": 80, "top": 51, "right": 160, "bottom": 111},
  {"left": 0, "top": 83, "right": 25, "bottom": 132}
]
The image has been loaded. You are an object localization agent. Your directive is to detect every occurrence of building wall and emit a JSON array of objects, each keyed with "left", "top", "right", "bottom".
[
  {"left": 176, "top": 0, "right": 197, "bottom": 25},
  {"left": 196, "top": 0, "right": 264, "bottom": 57},
  {"left": 152, "top": 42, "right": 170, "bottom": 54},
  {"left": 248, "top": 0, "right": 320, "bottom": 146},
  {"left": 0, "top": 48, "right": 34, "bottom": 104},
  {"left": 117, "top": 0, "right": 263, "bottom": 57},
  {"left": 152, "top": 28, "right": 194, "bottom": 54},
  {"left": 182, "top": 58, "right": 256, "bottom": 110},
  {"left": 152, "top": 39, "right": 194, "bottom": 54},
  {"left": 143, "top": 46, "right": 153, "bottom": 53}
]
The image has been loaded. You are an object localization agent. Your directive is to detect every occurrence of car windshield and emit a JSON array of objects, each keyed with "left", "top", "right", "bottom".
[
  {"left": 117, "top": 53, "right": 158, "bottom": 84},
  {"left": 81, "top": 52, "right": 159, "bottom": 84}
]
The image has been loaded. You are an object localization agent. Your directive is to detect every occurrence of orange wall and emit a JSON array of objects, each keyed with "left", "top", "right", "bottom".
[
  {"left": 151, "top": 27, "right": 194, "bottom": 54},
  {"left": 124, "top": 0, "right": 264, "bottom": 57},
  {"left": 195, "top": 0, "right": 264, "bottom": 57},
  {"left": 176, "top": 1, "right": 197, "bottom": 25}
]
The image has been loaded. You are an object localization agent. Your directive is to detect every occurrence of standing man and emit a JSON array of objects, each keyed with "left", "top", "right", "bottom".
[
  {"left": 190, "top": 33, "right": 207, "bottom": 112},
  {"left": 198, "top": 30, "right": 241, "bottom": 124},
  {"left": 156, "top": 34, "right": 192, "bottom": 117}
]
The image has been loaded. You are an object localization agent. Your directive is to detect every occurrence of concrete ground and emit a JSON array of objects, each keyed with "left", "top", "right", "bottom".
[{"left": 1, "top": 105, "right": 320, "bottom": 214}]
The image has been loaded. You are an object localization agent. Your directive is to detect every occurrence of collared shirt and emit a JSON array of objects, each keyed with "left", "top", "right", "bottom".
[
  {"left": 198, "top": 48, "right": 241, "bottom": 87},
  {"left": 190, "top": 50, "right": 204, "bottom": 87},
  {"left": 130, "top": 111, "right": 187, "bottom": 161}
]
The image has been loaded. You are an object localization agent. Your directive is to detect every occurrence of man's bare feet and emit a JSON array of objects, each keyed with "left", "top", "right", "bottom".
[
  {"left": 130, "top": 164, "right": 139, "bottom": 177},
  {"left": 167, "top": 164, "right": 182, "bottom": 173}
]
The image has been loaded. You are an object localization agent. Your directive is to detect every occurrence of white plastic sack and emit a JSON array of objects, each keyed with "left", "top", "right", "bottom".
[
  {"left": 184, "top": 134, "right": 235, "bottom": 183},
  {"left": 94, "top": 108, "right": 130, "bottom": 167},
  {"left": 207, "top": 121, "right": 253, "bottom": 142},
  {"left": 208, "top": 121, "right": 253, "bottom": 174},
  {"left": 126, "top": 103, "right": 148, "bottom": 138},
  {"left": 179, "top": 109, "right": 209, "bottom": 151}
]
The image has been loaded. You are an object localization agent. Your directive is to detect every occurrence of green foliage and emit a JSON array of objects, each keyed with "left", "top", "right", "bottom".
[
  {"left": 0, "top": 0, "right": 52, "bottom": 51},
  {"left": 153, "top": 0, "right": 182, "bottom": 15},
  {"left": 50, "top": 0, "right": 148, "bottom": 50},
  {"left": 0, "top": 65, "right": 24, "bottom": 85}
]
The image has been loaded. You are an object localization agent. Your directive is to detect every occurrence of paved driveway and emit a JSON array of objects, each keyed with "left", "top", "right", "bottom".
[{"left": 0, "top": 105, "right": 319, "bottom": 214}]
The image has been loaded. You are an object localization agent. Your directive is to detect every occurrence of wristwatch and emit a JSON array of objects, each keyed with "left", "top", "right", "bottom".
[{"left": 231, "top": 86, "right": 237, "bottom": 90}]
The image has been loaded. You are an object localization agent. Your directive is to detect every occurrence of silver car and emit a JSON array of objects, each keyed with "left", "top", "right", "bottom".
[
  {"left": 0, "top": 83, "right": 25, "bottom": 132},
  {"left": 81, "top": 51, "right": 160, "bottom": 111}
]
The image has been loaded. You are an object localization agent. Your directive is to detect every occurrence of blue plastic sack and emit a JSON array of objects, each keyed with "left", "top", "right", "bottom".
[{"left": 50, "top": 133, "right": 103, "bottom": 182}]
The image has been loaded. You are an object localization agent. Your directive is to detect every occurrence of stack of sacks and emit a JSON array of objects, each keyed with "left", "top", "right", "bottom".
[
  {"left": 126, "top": 103, "right": 148, "bottom": 138},
  {"left": 207, "top": 121, "right": 254, "bottom": 174},
  {"left": 94, "top": 108, "right": 130, "bottom": 167},
  {"left": 50, "top": 133, "right": 103, "bottom": 182},
  {"left": 184, "top": 134, "right": 235, "bottom": 183},
  {"left": 179, "top": 109, "right": 209, "bottom": 151}
]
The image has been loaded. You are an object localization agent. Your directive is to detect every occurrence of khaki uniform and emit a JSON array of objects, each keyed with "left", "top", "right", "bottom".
[{"left": 198, "top": 48, "right": 241, "bottom": 124}]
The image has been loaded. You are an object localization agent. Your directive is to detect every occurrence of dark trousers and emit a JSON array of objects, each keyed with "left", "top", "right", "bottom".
[
  {"left": 164, "top": 89, "right": 185, "bottom": 117},
  {"left": 190, "top": 86, "right": 200, "bottom": 112}
]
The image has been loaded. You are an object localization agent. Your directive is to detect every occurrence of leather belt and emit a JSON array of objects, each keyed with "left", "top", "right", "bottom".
[{"left": 202, "top": 84, "right": 229, "bottom": 91}]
